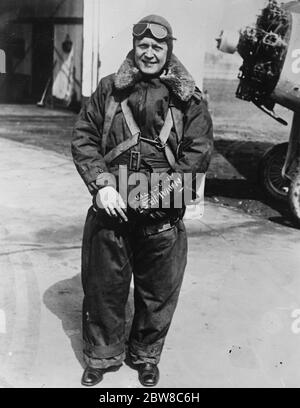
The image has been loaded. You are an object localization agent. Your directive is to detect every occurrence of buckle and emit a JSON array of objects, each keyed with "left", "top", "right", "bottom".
[
  {"left": 143, "top": 220, "right": 176, "bottom": 236},
  {"left": 129, "top": 151, "right": 141, "bottom": 171},
  {"left": 139, "top": 136, "right": 166, "bottom": 151},
  {"left": 153, "top": 137, "right": 166, "bottom": 151}
]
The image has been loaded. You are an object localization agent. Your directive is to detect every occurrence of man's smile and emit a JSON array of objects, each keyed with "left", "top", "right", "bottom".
[{"left": 141, "top": 60, "right": 157, "bottom": 65}]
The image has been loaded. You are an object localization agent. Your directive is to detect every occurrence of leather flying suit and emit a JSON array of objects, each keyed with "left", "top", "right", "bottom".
[{"left": 72, "top": 53, "right": 213, "bottom": 368}]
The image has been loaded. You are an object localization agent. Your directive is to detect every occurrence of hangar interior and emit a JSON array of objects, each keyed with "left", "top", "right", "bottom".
[{"left": 0, "top": 0, "right": 83, "bottom": 107}]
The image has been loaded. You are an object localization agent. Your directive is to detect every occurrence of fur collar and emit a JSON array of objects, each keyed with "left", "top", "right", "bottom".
[{"left": 114, "top": 50, "right": 196, "bottom": 102}]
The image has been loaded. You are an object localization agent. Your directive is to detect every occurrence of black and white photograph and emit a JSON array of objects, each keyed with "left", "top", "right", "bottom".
[{"left": 0, "top": 0, "right": 300, "bottom": 390}]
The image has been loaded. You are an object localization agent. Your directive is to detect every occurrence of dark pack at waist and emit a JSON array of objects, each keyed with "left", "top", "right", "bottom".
[{"left": 92, "top": 206, "right": 183, "bottom": 231}]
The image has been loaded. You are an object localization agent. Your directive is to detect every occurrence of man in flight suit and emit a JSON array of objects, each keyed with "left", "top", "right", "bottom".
[{"left": 72, "top": 14, "right": 213, "bottom": 387}]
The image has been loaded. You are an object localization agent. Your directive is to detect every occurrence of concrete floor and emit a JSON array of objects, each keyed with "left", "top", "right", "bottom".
[{"left": 1, "top": 137, "right": 300, "bottom": 388}]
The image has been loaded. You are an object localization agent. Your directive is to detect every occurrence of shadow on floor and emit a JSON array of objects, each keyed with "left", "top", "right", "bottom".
[
  {"left": 207, "top": 139, "right": 290, "bottom": 220},
  {"left": 43, "top": 274, "right": 84, "bottom": 367},
  {"left": 43, "top": 274, "right": 134, "bottom": 368},
  {"left": 212, "top": 139, "right": 274, "bottom": 182}
]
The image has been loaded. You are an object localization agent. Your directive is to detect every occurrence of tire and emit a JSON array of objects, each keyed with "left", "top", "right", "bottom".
[
  {"left": 289, "top": 167, "right": 300, "bottom": 227},
  {"left": 259, "top": 143, "right": 290, "bottom": 201}
]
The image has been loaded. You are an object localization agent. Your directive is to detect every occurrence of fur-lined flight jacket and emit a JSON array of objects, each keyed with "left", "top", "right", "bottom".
[{"left": 71, "top": 52, "right": 214, "bottom": 193}]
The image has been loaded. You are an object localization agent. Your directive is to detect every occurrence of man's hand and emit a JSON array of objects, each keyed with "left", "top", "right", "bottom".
[{"left": 95, "top": 186, "right": 128, "bottom": 222}]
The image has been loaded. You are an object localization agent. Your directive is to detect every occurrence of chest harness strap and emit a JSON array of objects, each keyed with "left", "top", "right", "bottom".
[{"left": 103, "top": 97, "right": 181, "bottom": 170}]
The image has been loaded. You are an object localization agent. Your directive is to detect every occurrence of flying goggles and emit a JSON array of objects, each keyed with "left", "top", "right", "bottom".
[{"left": 132, "top": 23, "right": 175, "bottom": 40}]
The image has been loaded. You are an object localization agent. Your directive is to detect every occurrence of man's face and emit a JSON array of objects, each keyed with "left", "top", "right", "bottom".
[{"left": 134, "top": 37, "right": 168, "bottom": 76}]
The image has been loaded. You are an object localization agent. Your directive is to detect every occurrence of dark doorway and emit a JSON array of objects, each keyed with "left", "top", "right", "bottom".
[{"left": 32, "top": 23, "right": 54, "bottom": 102}]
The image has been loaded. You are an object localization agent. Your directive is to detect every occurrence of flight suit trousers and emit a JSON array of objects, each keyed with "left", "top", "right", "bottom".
[{"left": 81, "top": 207, "right": 188, "bottom": 369}]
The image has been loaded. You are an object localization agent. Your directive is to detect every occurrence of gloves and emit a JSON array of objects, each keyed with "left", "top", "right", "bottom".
[{"left": 95, "top": 186, "right": 128, "bottom": 222}]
